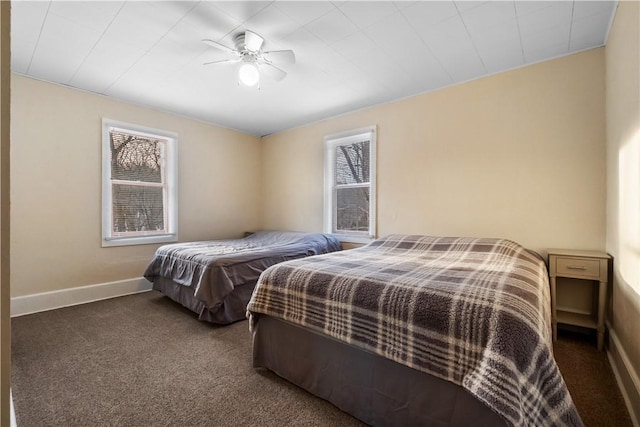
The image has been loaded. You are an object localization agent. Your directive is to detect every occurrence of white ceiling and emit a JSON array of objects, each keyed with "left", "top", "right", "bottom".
[{"left": 12, "top": 1, "right": 617, "bottom": 136}]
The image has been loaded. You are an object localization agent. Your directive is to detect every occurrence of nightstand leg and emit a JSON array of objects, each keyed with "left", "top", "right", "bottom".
[
  {"left": 597, "top": 280, "right": 607, "bottom": 351},
  {"left": 550, "top": 276, "right": 557, "bottom": 342}
]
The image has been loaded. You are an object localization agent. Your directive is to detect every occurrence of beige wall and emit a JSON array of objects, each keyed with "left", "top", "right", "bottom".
[
  {"left": 10, "top": 75, "right": 262, "bottom": 297},
  {"left": 605, "top": 0, "right": 640, "bottom": 419},
  {"left": 262, "top": 49, "right": 606, "bottom": 255}
]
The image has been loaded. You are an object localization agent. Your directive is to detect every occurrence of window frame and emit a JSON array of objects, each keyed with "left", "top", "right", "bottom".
[
  {"left": 323, "top": 126, "right": 377, "bottom": 243},
  {"left": 101, "top": 118, "right": 178, "bottom": 247}
]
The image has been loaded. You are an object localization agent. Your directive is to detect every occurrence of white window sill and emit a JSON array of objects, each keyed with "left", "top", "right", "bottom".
[
  {"left": 332, "top": 234, "right": 375, "bottom": 245},
  {"left": 102, "top": 234, "right": 177, "bottom": 247}
]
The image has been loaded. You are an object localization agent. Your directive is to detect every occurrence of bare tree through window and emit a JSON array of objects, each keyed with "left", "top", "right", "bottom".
[
  {"left": 110, "top": 130, "right": 166, "bottom": 235},
  {"left": 335, "top": 141, "right": 370, "bottom": 232},
  {"left": 324, "top": 127, "right": 376, "bottom": 239}
]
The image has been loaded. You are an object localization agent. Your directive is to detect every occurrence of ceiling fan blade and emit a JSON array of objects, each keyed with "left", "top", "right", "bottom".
[
  {"left": 244, "top": 30, "right": 264, "bottom": 52},
  {"left": 202, "top": 39, "right": 237, "bottom": 55},
  {"left": 203, "top": 58, "right": 241, "bottom": 66},
  {"left": 263, "top": 50, "right": 295, "bottom": 64},
  {"left": 260, "top": 63, "right": 287, "bottom": 82}
]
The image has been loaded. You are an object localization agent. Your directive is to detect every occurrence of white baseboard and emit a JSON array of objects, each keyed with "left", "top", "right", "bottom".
[
  {"left": 10, "top": 389, "right": 16, "bottom": 427},
  {"left": 607, "top": 327, "right": 640, "bottom": 427},
  {"left": 11, "top": 277, "right": 152, "bottom": 317}
]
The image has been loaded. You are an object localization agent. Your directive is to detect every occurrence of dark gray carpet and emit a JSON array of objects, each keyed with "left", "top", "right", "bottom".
[
  {"left": 11, "top": 292, "right": 365, "bottom": 427},
  {"left": 554, "top": 329, "right": 633, "bottom": 427},
  {"left": 11, "top": 292, "right": 633, "bottom": 426}
]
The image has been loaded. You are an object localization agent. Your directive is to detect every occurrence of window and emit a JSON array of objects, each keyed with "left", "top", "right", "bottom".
[
  {"left": 102, "top": 119, "right": 178, "bottom": 247},
  {"left": 324, "top": 126, "right": 376, "bottom": 242}
]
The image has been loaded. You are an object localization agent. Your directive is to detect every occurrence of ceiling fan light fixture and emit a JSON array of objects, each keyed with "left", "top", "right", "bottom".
[
  {"left": 203, "top": 30, "right": 293, "bottom": 87},
  {"left": 239, "top": 62, "right": 260, "bottom": 87}
]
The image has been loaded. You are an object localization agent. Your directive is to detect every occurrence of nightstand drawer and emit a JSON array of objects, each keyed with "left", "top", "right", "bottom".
[{"left": 556, "top": 257, "right": 600, "bottom": 279}]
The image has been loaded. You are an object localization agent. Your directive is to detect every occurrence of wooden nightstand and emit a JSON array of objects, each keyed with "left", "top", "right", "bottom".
[{"left": 548, "top": 249, "right": 611, "bottom": 350}]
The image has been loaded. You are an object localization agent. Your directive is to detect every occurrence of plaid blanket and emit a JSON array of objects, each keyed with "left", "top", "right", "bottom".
[{"left": 247, "top": 235, "right": 583, "bottom": 427}]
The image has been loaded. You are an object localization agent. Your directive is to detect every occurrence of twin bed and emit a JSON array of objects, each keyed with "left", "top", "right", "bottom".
[
  {"left": 146, "top": 231, "right": 582, "bottom": 426},
  {"left": 143, "top": 230, "right": 341, "bottom": 324}
]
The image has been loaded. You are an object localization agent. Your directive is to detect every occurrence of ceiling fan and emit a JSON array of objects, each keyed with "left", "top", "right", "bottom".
[{"left": 202, "top": 30, "right": 295, "bottom": 87}]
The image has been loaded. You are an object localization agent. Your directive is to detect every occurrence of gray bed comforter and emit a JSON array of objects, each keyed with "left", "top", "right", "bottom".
[
  {"left": 144, "top": 230, "right": 341, "bottom": 310},
  {"left": 247, "top": 234, "right": 583, "bottom": 427}
]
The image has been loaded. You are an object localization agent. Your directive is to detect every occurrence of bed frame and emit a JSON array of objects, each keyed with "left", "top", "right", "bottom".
[
  {"left": 252, "top": 315, "right": 507, "bottom": 427},
  {"left": 151, "top": 276, "right": 256, "bottom": 324}
]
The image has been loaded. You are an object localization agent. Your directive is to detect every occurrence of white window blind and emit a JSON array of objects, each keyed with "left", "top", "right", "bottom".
[
  {"left": 324, "top": 126, "right": 376, "bottom": 242},
  {"left": 102, "top": 119, "right": 178, "bottom": 247}
]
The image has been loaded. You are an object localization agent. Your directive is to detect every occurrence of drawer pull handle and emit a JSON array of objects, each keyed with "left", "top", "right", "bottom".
[{"left": 566, "top": 265, "right": 588, "bottom": 270}]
